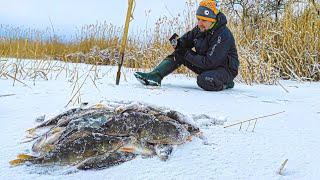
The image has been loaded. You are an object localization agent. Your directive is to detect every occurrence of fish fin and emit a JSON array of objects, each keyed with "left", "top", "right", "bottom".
[
  {"left": 118, "top": 147, "right": 135, "bottom": 153},
  {"left": 9, "top": 154, "right": 36, "bottom": 166},
  {"left": 9, "top": 159, "right": 26, "bottom": 166},
  {"left": 95, "top": 103, "right": 105, "bottom": 109},
  {"left": 187, "top": 136, "right": 193, "bottom": 141},
  {"left": 17, "top": 154, "right": 36, "bottom": 160},
  {"left": 26, "top": 128, "right": 36, "bottom": 136}
]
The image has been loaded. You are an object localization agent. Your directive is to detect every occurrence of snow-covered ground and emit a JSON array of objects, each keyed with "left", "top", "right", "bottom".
[{"left": 1, "top": 59, "right": 320, "bottom": 179}]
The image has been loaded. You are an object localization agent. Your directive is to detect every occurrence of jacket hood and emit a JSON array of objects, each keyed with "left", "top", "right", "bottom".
[{"left": 210, "top": 12, "right": 227, "bottom": 31}]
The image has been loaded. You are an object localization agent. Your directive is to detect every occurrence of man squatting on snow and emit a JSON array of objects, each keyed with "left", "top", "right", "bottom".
[{"left": 134, "top": 0, "right": 239, "bottom": 91}]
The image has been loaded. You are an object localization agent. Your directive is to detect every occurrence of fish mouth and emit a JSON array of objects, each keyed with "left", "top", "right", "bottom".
[{"left": 154, "top": 144, "right": 174, "bottom": 161}]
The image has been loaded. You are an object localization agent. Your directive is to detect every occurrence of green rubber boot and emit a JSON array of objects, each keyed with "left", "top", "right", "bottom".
[{"left": 134, "top": 59, "right": 178, "bottom": 86}]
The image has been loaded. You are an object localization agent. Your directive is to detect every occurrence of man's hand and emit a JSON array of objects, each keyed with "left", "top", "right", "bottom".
[{"left": 169, "top": 33, "right": 194, "bottom": 50}]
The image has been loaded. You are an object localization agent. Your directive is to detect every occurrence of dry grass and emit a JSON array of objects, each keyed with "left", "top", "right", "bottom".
[
  {"left": 0, "top": 1, "right": 319, "bottom": 84},
  {"left": 231, "top": 4, "right": 320, "bottom": 83}
]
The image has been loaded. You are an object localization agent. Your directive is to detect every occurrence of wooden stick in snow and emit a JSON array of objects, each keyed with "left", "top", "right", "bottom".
[
  {"left": 116, "top": 0, "right": 135, "bottom": 85},
  {"left": 277, "top": 159, "right": 288, "bottom": 175},
  {"left": 224, "top": 111, "right": 285, "bottom": 128},
  {"left": 0, "top": 94, "right": 16, "bottom": 97},
  {"left": 276, "top": 81, "right": 289, "bottom": 93}
]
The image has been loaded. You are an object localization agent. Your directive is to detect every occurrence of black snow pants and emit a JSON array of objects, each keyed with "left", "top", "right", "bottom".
[{"left": 166, "top": 53, "right": 234, "bottom": 91}]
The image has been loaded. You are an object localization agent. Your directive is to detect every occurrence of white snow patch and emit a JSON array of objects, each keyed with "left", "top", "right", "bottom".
[{"left": 1, "top": 59, "right": 320, "bottom": 179}]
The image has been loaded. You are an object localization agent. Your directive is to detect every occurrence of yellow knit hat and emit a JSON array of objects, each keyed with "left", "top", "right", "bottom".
[{"left": 196, "top": 0, "right": 220, "bottom": 22}]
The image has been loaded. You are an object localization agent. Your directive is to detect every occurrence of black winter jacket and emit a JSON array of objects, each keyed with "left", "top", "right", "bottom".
[{"left": 179, "top": 12, "right": 239, "bottom": 77}]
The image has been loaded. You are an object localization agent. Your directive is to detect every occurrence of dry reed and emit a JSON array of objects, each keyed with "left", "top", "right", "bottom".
[{"left": 0, "top": 1, "right": 319, "bottom": 84}]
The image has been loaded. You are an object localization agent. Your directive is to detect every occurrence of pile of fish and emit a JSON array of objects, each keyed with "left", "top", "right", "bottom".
[{"left": 10, "top": 102, "right": 200, "bottom": 170}]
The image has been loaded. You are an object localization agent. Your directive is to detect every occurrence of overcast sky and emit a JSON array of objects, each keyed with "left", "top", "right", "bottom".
[{"left": 0, "top": 0, "right": 190, "bottom": 35}]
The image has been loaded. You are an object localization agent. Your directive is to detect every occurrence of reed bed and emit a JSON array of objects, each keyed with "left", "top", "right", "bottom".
[{"left": 0, "top": 0, "right": 319, "bottom": 84}]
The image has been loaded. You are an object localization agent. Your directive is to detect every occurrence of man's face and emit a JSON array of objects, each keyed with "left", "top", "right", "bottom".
[{"left": 197, "top": 19, "right": 214, "bottom": 32}]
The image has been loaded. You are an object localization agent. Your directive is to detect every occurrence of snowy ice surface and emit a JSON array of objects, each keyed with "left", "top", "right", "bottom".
[{"left": 1, "top": 59, "right": 320, "bottom": 180}]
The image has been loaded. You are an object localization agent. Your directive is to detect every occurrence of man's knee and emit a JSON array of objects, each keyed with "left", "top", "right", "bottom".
[
  {"left": 197, "top": 75, "right": 224, "bottom": 91},
  {"left": 170, "top": 52, "right": 203, "bottom": 74},
  {"left": 196, "top": 69, "right": 233, "bottom": 91}
]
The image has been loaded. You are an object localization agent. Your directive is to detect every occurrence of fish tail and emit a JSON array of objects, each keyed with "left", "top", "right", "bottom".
[
  {"left": 26, "top": 128, "right": 36, "bottom": 135},
  {"left": 95, "top": 103, "right": 105, "bottom": 109},
  {"left": 9, "top": 154, "right": 36, "bottom": 166}
]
